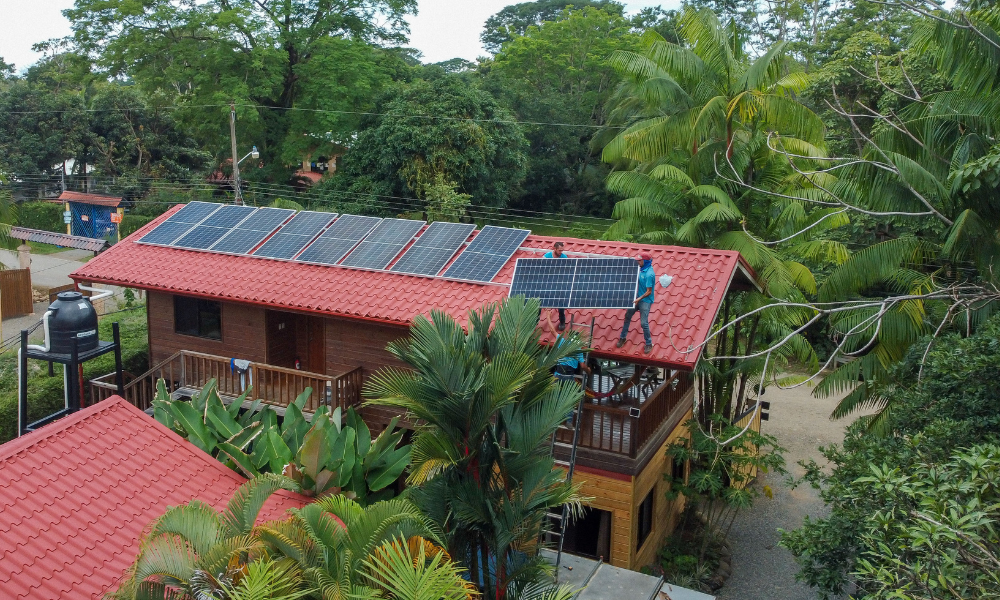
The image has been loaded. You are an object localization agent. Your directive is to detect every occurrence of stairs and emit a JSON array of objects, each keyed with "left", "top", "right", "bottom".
[{"left": 546, "top": 393, "right": 586, "bottom": 569}]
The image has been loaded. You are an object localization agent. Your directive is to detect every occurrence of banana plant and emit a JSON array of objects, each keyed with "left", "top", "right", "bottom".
[{"left": 153, "top": 378, "right": 411, "bottom": 503}]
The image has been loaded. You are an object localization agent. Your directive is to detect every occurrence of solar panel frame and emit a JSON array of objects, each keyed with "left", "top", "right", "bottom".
[
  {"left": 171, "top": 205, "right": 257, "bottom": 250},
  {"left": 390, "top": 222, "right": 476, "bottom": 276},
  {"left": 137, "top": 201, "right": 223, "bottom": 245},
  {"left": 340, "top": 218, "right": 426, "bottom": 270},
  {"left": 295, "top": 214, "right": 383, "bottom": 266},
  {"left": 252, "top": 211, "right": 338, "bottom": 260},
  {"left": 508, "top": 257, "right": 640, "bottom": 309},
  {"left": 209, "top": 207, "right": 295, "bottom": 255},
  {"left": 443, "top": 225, "right": 530, "bottom": 283}
]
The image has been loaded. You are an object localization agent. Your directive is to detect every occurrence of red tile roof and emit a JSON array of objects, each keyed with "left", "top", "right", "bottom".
[
  {"left": 0, "top": 397, "right": 310, "bottom": 600},
  {"left": 57, "top": 190, "right": 123, "bottom": 207},
  {"left": 71, "top": 206, "right": 756, "bottom": 369}
]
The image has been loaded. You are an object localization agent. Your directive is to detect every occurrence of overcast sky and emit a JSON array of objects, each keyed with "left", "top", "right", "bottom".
[{"left": 0, "top": 0, "right": 674, "bottom": 72}]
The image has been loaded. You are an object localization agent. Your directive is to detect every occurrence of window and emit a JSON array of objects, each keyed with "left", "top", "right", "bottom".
[
  {"left": 174, "top": 296, "right": 222, "bottom": 340},
  {"left": 672, "top": 456, "right": 687, "bottom": 484},
  {"left": 636, "top": 488, "right": 655, "bottom": 551}
]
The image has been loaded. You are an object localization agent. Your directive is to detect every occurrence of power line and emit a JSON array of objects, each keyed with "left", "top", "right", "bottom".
[{"left": 2, "top": 102, "right": 623, "bottom": 130}]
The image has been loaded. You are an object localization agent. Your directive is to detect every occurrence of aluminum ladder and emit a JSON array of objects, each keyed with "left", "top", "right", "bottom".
[{"left": 545, "top": 315, "right": 594, "bottom": 571}]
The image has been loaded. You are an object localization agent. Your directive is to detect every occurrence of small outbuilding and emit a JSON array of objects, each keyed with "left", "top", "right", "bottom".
[{"left": 56, "top": 190, "right": 123, "bottom": 240}]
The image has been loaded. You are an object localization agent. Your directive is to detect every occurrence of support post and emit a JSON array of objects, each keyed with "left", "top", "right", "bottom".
[
  {"left": 68, "top": 338, "right": 80, "bottom": 412},
  {"left": 18, "top": 330, "right": 28, "bottom": 437},
  {"left": 229, "top": 101, "right": 242, "bottom": 205},
  {"left": 113, "top": 322, "right": 124, "bottom": 396}
]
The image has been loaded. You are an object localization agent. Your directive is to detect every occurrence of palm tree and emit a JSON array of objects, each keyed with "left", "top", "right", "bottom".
[
  {"left": 364, "top": 297, "right": 583, "bottom": 600},
  {"left": 109, "top": 474, "right": 303, "bottom": 600},
  {"left": 600, "top": 8, "right": 835, "bottom": 420},
  {"left": 810, "top": 4, "right": 1000, "bottom": 431},
  {"left": 254, "top": 494, "right": 475, "bottom": 600}
]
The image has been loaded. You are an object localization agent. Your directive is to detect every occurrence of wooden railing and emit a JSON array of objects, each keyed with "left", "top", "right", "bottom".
[
  {"left": 556, "top": 372, "right": 692, "bottom": 458},
  {"left": 89, "top": 350, "right": 363, "bottom": 414}
]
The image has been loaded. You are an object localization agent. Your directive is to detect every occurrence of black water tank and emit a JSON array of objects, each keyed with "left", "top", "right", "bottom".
[{"left": 47, "top": 291, "right": 99, "bottom": 354}]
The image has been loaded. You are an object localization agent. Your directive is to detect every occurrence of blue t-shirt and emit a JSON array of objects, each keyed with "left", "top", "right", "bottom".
[
  {"left": 544, "top": 251, "right": 566, "bottom": 258},
  {"left": 555, "top": 337, "right": 584, "bottom": 369},
  {"left": 637, "top": 265, "right": 655, "bottom": 304}
]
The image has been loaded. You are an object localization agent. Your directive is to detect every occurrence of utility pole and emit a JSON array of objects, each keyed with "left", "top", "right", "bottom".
[{"left": 229, "top": 101, "right": 242, "bottom": 205}]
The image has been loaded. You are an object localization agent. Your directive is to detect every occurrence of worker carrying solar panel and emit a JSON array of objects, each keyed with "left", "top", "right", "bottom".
[
  {"left": 543, "top": 241, "right": 568, "bottom": 331},
  {"left": 617, "top": 253, "right": 656, "bottom": 354}
]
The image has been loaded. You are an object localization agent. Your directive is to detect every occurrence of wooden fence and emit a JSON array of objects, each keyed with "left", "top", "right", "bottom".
[{"left": 1, "top": 268, "right": 33, "bottom": 318}]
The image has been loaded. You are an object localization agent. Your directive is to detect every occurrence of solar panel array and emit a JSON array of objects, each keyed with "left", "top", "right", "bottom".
[
  {"left": 253, "top": 211, "right": 337, "bottom": 260},
  {"left": 136, "top": 204, "right": 557, "bottom": 286},
  {"left": 138, "top": 201, "right": 221, "bottom": 245},
  {"left": 211, "top": 207, "right": 295, "bottom": 254},
  {"left": 390, "top": 221, "right": 475, "bottom": 276},
  {"left": 443, "top": 225, "right": 530, "bottom": 283},
  {"left": 509, "top": 257, "right": 639, "bottom": 309},
  {"left": 173, "top": 205, "right": 257, "bottom": 250},
  {"left": 295, "top": 214, "right": 382, "bottom": 266},
  {"left": 341, "top": 218, "right": 426, "bottom": 270}
]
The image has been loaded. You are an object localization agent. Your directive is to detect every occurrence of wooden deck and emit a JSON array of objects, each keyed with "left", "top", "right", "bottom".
[{"left": 89, "top": 350, "right": 364, "bottom": 414}]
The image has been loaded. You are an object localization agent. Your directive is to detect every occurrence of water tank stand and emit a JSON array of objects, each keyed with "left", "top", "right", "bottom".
[{"left": 18, "top": 322, "right": 124, "bottom": 436}]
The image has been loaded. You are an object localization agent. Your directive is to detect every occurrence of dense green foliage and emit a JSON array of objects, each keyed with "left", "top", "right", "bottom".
[
  {"left": 365, "top": 297, "right": 582, "bottom": 600},
  {"left": 17, "top": 201, "right": 64, "bottom": 233},
  {"left": 780, "top": 316, "right": 1000, "bottom": 598},
  {"left": 111, "top": 475, "right": 477, "bottom": 600},
  {"left": 153, "top": 381, "right": 410, "bottom": 502},
  {"left": 331, "top": 75, "right": 529, "bottom": 208}
]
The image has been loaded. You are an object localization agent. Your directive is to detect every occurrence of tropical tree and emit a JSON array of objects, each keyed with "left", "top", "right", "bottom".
[
  {"left": 364, "top": 297, "right": 583, "bottom": 600},
  {"left": 256, "top": 494, "right": 475, "bottom": 600},
  {"left": 601, "top": 8, "right": 837, "bottom": 420},
  {"left": 797, "top": 3, "right": 1000, "bottom": 430},
  {"left": 110, "top": 474, "right": 302, "bottom": 599}
]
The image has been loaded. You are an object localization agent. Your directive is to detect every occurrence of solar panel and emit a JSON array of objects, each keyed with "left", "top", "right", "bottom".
[
  {"left": 390, "top": 221, "right": 476, "bottom": 276},
  {"left": 252, "top": 211, "right": 337, "bottom": 260},
  {"left": 443, "top": 225, "right": 530, "bottom": 282},
  {"left": 295, "top": 214, "right": 382, "bottom": 265},
  {"left": 341, "top": 218, "right": 426, "bottom": 270},
  {"left": 138, "top": 201, "right": 222, "bottom": 245},
  {"left": 210, "top": 207, "right": 295, "bottom": 254},
  {"left": 172, "top": 205, "right": 256, "bottom": 250},
  {"left": 509, "top": 257, "right": 639, "bottom": 309}
]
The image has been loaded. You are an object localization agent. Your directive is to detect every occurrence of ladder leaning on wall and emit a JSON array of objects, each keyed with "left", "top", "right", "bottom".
[{"left": 544, "top": 316, "right": 594, "bottom": 572}]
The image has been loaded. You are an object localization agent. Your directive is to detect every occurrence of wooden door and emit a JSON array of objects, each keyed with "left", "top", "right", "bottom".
[
  {"left": 265, "top": 310, "right": 297, "bottom": 368},
  {"left": 306, "top": 317, "right": 326, "bottom": 373}
]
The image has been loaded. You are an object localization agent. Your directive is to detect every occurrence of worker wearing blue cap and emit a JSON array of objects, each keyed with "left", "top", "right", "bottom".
[{"left": 617, "top": 253, "right": 655, "bottom": 354}]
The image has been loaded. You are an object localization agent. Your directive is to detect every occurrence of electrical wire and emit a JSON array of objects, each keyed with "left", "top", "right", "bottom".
[{"left": 2, "top": 102, "right": 624, "bottom": 130}]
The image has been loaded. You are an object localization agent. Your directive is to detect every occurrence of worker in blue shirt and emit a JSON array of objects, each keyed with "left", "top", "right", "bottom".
[
  {"left": 547, "top": 313, "right": 591, "bottom": 380},
  {"left": 544, "top": 241, "right": 568, "bottom": 331},
  {"left": 617, "top": 253, "right": 655, "bottom": 354}
]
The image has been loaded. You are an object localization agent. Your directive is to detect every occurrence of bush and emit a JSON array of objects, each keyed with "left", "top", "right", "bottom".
[
  {"left": 17, "top": 201, "right": 64, "bottom": 232},
  {"left": 0, "top": 304, "right": 149, "bottom": 443},
  {"left": 119, "top": 214, "right": 153, "bottom": 239}
]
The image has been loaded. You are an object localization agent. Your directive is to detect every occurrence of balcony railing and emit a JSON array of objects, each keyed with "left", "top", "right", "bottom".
[
  {"left": 556, "top": 371, "right": 692, "bottom": 458},
  {"left": 89, "top": 350, "right": 363, "bottom": 414}
]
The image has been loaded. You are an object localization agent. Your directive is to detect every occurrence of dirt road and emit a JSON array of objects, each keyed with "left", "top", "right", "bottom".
[{"left": 716, "top": 384, "right": 851, "bottom": 600}]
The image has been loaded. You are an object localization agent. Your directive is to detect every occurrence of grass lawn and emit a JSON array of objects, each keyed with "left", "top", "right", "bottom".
[
  {"left": 26, "top": 240, "right": 76, "bottom": 255},
  {"left": 0, "top": 303, "right": 149, "bottom": 443}
]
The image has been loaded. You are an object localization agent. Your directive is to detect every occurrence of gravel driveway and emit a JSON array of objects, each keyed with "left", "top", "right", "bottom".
[{"left": 716, "top": 384, "right": 851, "bottom": 600}]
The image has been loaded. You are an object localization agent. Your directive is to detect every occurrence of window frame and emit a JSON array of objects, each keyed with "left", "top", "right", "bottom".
[
  {"left": 636, "top": 488, "right": 655, "bottom": 552},
  {"left": 173, "top": 295, "right": 223, "bottom": 341}
]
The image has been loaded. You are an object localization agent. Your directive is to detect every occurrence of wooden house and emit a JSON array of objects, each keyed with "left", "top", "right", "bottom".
[{"left": 71, "top": 205, "right": 757, "bottom": 570}]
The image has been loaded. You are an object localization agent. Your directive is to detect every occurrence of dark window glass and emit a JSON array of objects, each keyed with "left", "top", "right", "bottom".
[
  {"left": 672, "top": 457, "right": 686, "bottom": 483},
  {"left": 636, "top": 488, "right": 655, "bottom": 551},
  {"left": 174, "top": 296, "right": 222, "bottom": 340}
]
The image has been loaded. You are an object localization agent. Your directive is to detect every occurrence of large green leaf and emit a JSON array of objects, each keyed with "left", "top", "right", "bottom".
[
  {"left": 366, "top": 445, "right": 411, "bottom": 492},
  {"left": 253, "top": 429, "right": 293, "bottom": 474},
  {"left": 218, "top": 442, "right": 260, "bottom": 478},
  {"left": 168, "top": 400, "right": 216, "bottom": 454},
  {"left": 206, "top": 399, "right": 242, "bottom": 440}
]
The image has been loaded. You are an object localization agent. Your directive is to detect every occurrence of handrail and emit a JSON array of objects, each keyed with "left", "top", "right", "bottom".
[
  {"left": 89, "top": 350, "right": 364, "bottom": 413},
  {"left": 554, "top": 372, "right": 693, "bottom": 458}
]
